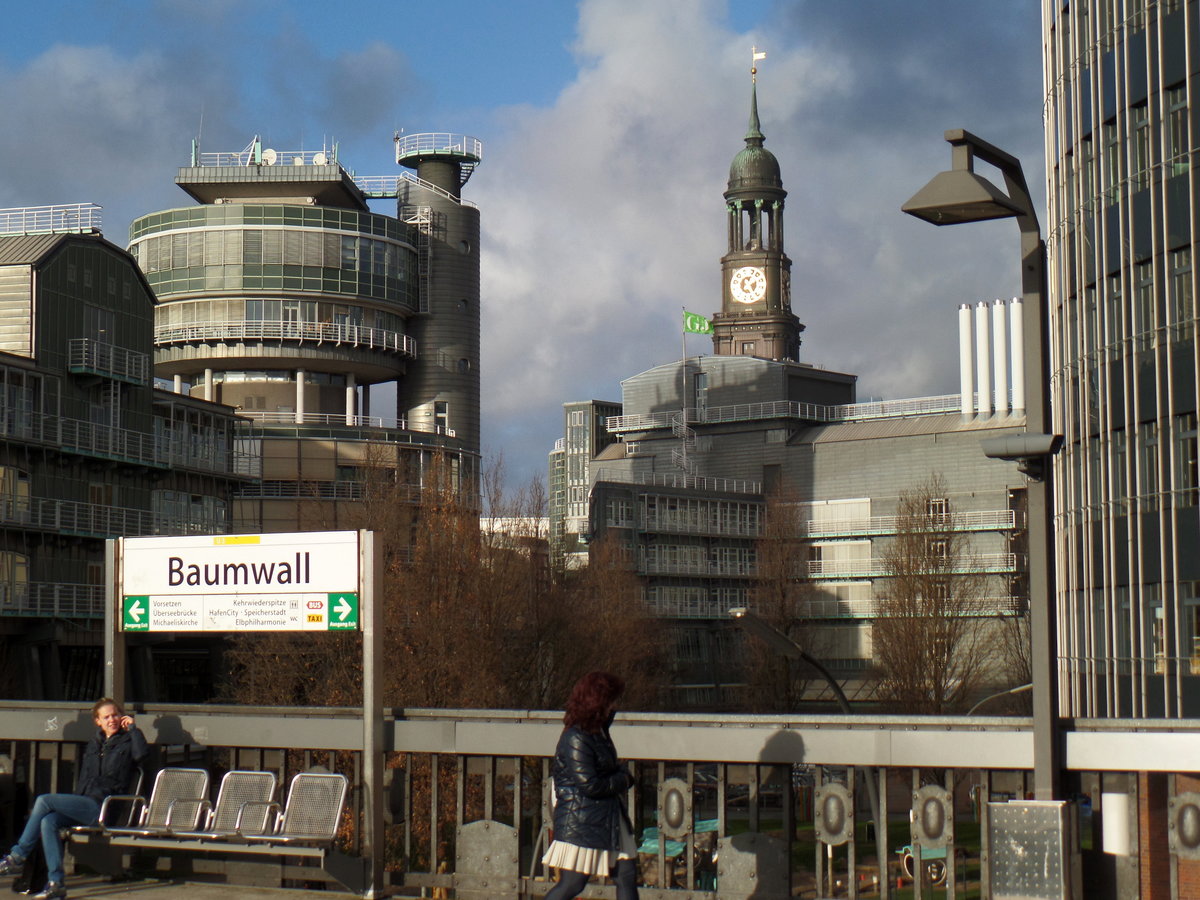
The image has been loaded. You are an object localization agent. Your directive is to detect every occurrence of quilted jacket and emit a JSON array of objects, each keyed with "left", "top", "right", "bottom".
[{"left": 550, "top": 725, "right": 632, "bottom": 850}]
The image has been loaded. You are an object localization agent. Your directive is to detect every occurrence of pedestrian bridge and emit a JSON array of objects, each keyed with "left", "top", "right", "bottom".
[{"left": 2, "top": 702, "right": 1198, "bottom": 898}]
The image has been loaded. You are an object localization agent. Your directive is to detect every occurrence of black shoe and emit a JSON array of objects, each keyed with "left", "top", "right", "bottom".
[
  {"left": 31, "top": 882, "right": 65, "bottom": 900},
  {"left": 0, "top": 854, "right": 25, "bottom": 876}
]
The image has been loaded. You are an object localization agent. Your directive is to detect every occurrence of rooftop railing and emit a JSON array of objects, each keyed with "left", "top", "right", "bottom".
[
  {"left": 606, "top": 393, "right": 983, "bottom": 434},
  {"left": 0, "top": 203, "right": 102, "bottom": 236},
  {"left": 592, "top": 468, "right": 762, "bottom": 495},
  {"left": 236, "top": 412, "right": 386, "bottom": 428}
]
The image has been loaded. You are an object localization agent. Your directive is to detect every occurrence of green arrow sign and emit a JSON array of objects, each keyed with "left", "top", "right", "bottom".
[
  {"left": 123, "top": 596, "right": 150, "bottom": 631},
  {"left": 327, "top": 592, "right": 358, "bottom": 630}
]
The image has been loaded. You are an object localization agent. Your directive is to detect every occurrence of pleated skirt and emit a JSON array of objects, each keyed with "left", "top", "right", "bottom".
[{"left": 542, "top": 816, "right": 637, "bottom": 876}]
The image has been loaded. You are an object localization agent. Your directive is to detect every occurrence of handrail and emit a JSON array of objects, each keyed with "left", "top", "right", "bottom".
[
  {"left": 68, "top": 338, "right": 150, "bottom": 383},
  {"left": 394, "top": 133, "right": 483, "bottom": 162},
  {"left": 356, "top": 173, "right": 478, "bottom": 208},
  {"left": 606, "top": 393, "right": 978, "bottom": 433},
  {"left": 154, "top": 320, "right": 417, "bottom": 357},
  {"left": 0, "top": 203, "right": 102, "bottom": 236},
  {"left": 237, "top": 412, "right": 386, "bottom": 428},
  {"left": 591, "top": 468, "right": 761, "bottom": 495}
]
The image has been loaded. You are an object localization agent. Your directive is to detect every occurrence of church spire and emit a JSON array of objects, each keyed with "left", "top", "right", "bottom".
[
  {"left": 746, "top": 47, "right": 766, "bottom": 145},
  {"left": 711, "top": 48, "right": 803, "bottom": 362}
]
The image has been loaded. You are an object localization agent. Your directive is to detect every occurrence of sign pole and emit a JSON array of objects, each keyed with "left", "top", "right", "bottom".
[
  {"left": 360, "top": 530, "right": 384, "bottom": 897},
  {"left": 104, "top": 538, "right": 125, "bottom": 702}
]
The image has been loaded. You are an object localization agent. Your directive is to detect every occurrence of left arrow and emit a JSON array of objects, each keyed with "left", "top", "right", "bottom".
[{"left": 128, "top": 599, "right": 145, "bottom": 623}]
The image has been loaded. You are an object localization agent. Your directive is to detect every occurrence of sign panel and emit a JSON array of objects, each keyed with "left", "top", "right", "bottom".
[{"left": 120, "top": 531, "right": 359, "bottom": 633}]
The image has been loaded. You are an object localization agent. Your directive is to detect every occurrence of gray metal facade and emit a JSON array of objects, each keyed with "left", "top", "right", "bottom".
[{"left": 1043, "top": 0, "right": 1200, "bottom": 717}]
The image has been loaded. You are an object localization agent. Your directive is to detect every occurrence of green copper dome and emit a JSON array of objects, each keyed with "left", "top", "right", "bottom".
[{"left": 727, "top": 81, "right": 782, "bottom": 192}]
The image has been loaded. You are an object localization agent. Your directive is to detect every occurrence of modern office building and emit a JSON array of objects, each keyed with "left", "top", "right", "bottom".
[
  {"left": 0, "top": 204, "right": 246, "bottom": 699},
  {"left": 552, "top": 78, "right": 1032, "bottom": 708},
  {"left": 129, "top": 135, "right": 482, "bottom": 534},
  {"left": 549, "top": 399, "right": 622, "bottom": 568},
  {"left": 1043, "top": 0, "right": 1198, "bottom": 719}
]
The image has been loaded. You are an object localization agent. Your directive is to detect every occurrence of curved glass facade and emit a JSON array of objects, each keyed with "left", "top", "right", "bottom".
[
  {"left": 129, "top": 205, "right": 419, "bottom": 307},
  {"left": 1044, "top": 0, "right": 1198, "bottom": 717}
]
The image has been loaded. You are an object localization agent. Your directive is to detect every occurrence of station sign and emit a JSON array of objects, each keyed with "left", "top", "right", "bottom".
[{"left": 120, "top": 531, "right": 360, "bottom": 633}]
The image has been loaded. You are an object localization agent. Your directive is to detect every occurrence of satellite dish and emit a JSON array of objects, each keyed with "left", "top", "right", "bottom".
[
  {"left": 293, "top": 156, "right": 304, "bottom": 166},
  {"left": 313, "top": 151, "right": 328, "bottom": 166},
  {"left": 262, "top": 148, "right": 277, "bottom": 166}
]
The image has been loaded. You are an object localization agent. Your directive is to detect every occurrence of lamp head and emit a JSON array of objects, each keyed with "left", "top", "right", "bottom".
[{"left": 902, "top": 168, "right": 1025, "bottom": 226}]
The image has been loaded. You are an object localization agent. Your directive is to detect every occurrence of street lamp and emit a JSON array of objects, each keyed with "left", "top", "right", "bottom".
[
  {"left": 903, "top": 129, "right": 1060, "bottom": 801},
  {"left": 729, "top": 607, "right": 889, "bottom": 898}
]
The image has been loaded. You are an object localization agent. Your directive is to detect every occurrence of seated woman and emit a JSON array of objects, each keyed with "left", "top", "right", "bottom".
[{"left": 0, "top": 698, "right": 148, "bottom": 900}]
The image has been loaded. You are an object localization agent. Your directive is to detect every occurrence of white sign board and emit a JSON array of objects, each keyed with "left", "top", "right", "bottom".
[{"left": 120, "top": 531, "right": 360, "bottom": 633}]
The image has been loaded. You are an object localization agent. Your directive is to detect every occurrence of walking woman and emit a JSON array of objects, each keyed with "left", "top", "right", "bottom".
[
  {"left": 542, "top": 671, "right": 639, "bottom": 900},
  {"left": 0, "top": 698, "right": 148, "bottom": 899}
]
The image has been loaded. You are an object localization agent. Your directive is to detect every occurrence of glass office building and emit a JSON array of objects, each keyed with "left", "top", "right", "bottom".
[{"left": 1043, "top": 0, "right": 1198, "bottom": 717}]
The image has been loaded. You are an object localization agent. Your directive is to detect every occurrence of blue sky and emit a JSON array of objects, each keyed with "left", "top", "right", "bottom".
[{"left": 0, "top": 0, "right": 1044, "bottom": 491}]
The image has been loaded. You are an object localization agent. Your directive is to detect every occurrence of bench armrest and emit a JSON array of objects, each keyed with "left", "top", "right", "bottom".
[{"left": 98, "top": 795, "right": 146, "bottom": 829}]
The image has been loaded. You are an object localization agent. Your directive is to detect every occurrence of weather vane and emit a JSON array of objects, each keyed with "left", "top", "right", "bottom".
[{"left": 751, "top": 46, "right": 767, "bottom": 83}]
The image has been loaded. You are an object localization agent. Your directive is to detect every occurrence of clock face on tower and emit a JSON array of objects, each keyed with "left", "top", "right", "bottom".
[{"left": 730, "top": 266, "right": 766, "bottom": 304}]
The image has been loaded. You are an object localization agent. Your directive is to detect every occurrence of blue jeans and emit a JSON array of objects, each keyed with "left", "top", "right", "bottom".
[{"left": 9, "top": 793, "right": 100, "bottom": 884}]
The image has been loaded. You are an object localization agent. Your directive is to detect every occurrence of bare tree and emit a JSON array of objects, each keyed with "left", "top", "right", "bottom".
[
  {"left": 223, "top": 452, "right": 670, "bottom": 711},
  {"left": 742, "top": 488, "right": 825, "bottom": 712},
  {"left": 872, "top": 475, "right": 989, "bottom": 714}
]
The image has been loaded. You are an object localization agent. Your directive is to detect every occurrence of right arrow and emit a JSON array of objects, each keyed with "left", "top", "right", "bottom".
[{"left": 334, "top": 596, "right": 353, "bottom": 621}]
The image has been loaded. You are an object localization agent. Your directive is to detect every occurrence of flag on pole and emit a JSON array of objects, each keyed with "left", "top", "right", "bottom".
[
  {"left": 683, "top": 310, "right": 713, "bottom": 334},
  {"left": 753, "top": 49, "right": 767, "bottom": 61}
]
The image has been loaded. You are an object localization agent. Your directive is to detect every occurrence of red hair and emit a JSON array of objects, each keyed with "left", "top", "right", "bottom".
[{"left": 563, "top": 671, "right": 625, "bottom": 732}]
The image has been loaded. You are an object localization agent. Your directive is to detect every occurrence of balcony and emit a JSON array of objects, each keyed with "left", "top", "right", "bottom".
[
  {"left": 0, "top": 702, "right": 1192, "bottom": 898},
  {"left": 806, "top": 553, "right": 1020, "bottom": 579},
  {"left": 68, "top": 338, "right": 150, "bottom": 384},
  {"left": 237, "top": 411, "right": 386, "bottom": 427},
  {"left": 154, "top": 320, "right": 417, "bottom": 358},
  {"left": 0, "top": 582, "right": 103, "bottom": 618},
  {"left": 802, "top": 509, "right": 1020, "bottom": 538},
  {"left": 0, "top": 496, "right": 153, "bottom": 538},
  {"left": 0, "top": 410, "right": 251, "bottom": 477}
]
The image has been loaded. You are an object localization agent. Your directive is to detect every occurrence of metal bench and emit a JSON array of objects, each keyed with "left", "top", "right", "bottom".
[
  {"left": 68, "top": 770, "right": 360, "bottom": 893},
  {"left": 100, "top": 767, "right": 210, "bottom": 835}
]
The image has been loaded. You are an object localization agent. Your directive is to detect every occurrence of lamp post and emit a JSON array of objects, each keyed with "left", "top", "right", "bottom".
[
  {"left": 902, "top": 129, "right": 1060, "bottom": 801},
  {"left": 729, "top": 607, "right": 890, "bottom": 899}
]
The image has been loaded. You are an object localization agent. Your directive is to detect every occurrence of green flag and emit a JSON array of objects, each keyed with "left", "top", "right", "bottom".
[{"left": 683, "top": 311, "right": 713, "bottom": 334}]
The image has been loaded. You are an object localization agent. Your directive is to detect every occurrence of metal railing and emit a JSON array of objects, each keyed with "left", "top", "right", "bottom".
[
  {"left": 0, "top": 203, "right": 102, "bottom": 236},
  {"left": 3, "top": 704, "right": 1199, "bottom": 898},
  {"left": 607, "top": 393, "right": 978, "bottom": 433},
  {"left": 67, "top": 338, "right": 150, "bottom": 384},
  {"left": 592, "top": 468, "right": 762, "bottom": 495},
  {"left": 154, "top": 320, "right": 416, "bottom": 357},
  {"left": 806, "top": 552, "right": 1021, "bottom": 579},
  {"left": 236, "top": 412, "right": 386, "bottom": 428},
  {"left": 0, "top": 583, "right": 104, "bottom": 617},
  {"left": 196, "top": 148, "right": 335, "bottom": 167},
  {"left": 354, "top": 172, "right": 478, "bottom": 207},
  {"left": 0, "top": 410, "right": 250, "bottom": 476},
  {"left": 394, "top": 132, "right": 483, "bottom": 161},
  {"left": 802, "top": 509, "right": 1019, "bottom": 537}
]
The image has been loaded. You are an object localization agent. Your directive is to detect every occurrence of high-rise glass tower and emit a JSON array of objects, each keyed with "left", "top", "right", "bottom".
[{"left": 1044, "top": 0, "right": 1197, "bottom": 717}]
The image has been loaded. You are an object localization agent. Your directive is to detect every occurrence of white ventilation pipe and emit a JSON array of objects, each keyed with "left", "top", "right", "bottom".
[
  {"left": 993, "top": 298, "right": 1009, "bottom": 415},
  {"left": 295, "top": 368, "right": 305, "bottom": 425},
  {"left": 975, "top": 301, "right": 992, "bottom": 416},
  {"left": 959, "top": 304, "right": 974, "bottom": 417},
  {"left": 1010, "top": 296, "right": 1026, "bottom": 413}
]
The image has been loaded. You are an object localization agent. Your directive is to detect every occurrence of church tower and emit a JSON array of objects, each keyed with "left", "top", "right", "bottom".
[{"left": 711, "top": 55, "right": 803, "bottom": 360}]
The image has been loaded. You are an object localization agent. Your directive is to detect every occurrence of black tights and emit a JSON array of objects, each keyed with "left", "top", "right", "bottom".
[{"left": 543, "top": 858, "right": 638, "bottom": 900}]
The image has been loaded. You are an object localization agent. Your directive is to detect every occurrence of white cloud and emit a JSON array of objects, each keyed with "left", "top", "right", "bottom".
[{"left": 473, "top": 0, "right": 1043, "bottom": 482}]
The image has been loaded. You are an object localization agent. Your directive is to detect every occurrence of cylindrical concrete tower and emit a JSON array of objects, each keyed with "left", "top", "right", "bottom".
[{"left": 394, "top": 134, "right": 483, "bottom": 453}]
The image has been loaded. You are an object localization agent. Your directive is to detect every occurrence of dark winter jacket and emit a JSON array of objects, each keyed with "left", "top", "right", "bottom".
[
  {"left": 75, "top": 725, "right": 149, "bottom": 804},
  {"left": 550, "top": 725, "right": 632, "bottom": 850}
]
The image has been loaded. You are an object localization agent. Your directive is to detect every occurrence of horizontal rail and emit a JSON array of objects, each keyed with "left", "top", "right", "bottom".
[
  {"left": 0, "top": 203, "right": 102, "bottom": 235},
  {"left": 154, "top": 320, "right": 416, "bottom": 357},
  {"left": 2, "top": 702, "right": 1199, "bottom": 773}
]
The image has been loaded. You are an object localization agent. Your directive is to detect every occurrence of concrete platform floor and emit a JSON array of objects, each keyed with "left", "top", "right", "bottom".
[{"left": 13, "top": 875, "right": 360, "bottom": 898}]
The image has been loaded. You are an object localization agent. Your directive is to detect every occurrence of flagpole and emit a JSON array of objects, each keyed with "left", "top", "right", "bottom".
[{"left": 681, "top": 306, "right": 687, "bottom": 469}]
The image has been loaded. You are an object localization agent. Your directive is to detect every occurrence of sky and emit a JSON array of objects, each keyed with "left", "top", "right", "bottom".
[{"left": 0, "top": 0, "right": 1045, "bottom": 491}]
